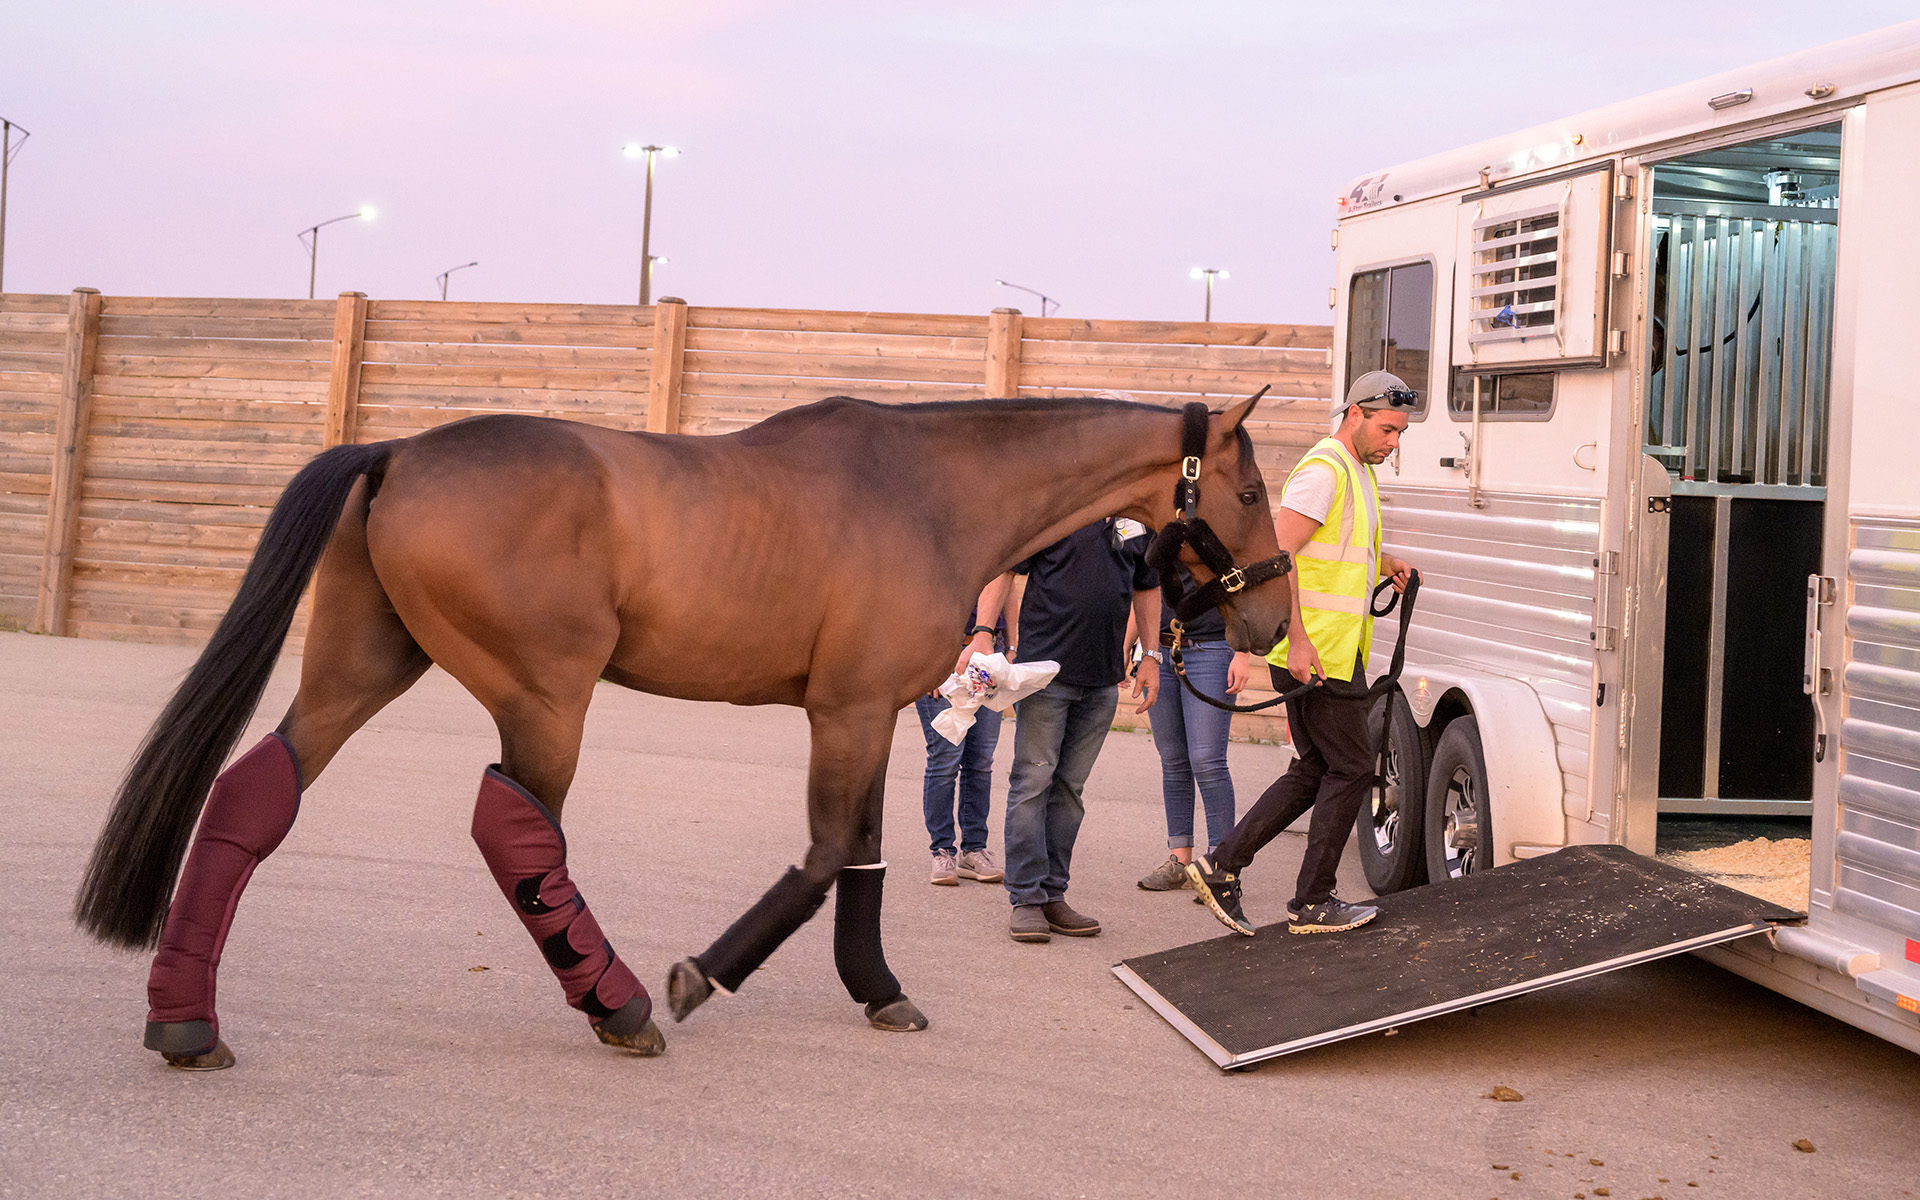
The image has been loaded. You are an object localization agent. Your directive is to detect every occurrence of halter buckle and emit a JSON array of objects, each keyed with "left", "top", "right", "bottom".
[
  {"left": 1220, "top": 567, "right": 1247, "bottom": 593},
  {"left": 1181, "top": 455, "right": 1201, "bottom": 481}
]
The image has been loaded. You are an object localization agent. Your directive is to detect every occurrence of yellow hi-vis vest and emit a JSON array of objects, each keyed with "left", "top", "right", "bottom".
[{"left": 1267, "top": 436, "right": 1381, "bottom": 682}]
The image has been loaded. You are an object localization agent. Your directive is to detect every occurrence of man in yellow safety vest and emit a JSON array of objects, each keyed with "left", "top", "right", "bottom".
[{"left": 1188, "top": 370, "right": 1417, "bottom": 936}]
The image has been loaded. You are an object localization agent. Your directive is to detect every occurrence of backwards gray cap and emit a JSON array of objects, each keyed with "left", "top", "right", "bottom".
[{"left": 1333, "top": 369, "right": 1417, "bottom": 418}]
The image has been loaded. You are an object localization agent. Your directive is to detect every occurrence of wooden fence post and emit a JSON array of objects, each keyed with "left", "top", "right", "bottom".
[
  {"left": 646, "top": 297, "right": 688, "bottom": 434},
  {"left": 324, "top": 291, "right": 368, "bottom": 447},
  {"left": 34, "top": 286, "right": 103, "bottom": 636},
  {"left": 986, "top": 306, "right": 1023, "bottom": 397}
]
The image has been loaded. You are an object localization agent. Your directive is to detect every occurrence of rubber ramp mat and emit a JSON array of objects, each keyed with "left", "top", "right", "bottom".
[{"left": 1113, "top": 844, "right": 1800, "bottom": 1068}]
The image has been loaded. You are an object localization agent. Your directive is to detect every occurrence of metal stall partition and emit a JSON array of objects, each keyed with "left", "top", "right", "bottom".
[{"left": 1644, "top": 201, "right": 1837, "bottom": 814}]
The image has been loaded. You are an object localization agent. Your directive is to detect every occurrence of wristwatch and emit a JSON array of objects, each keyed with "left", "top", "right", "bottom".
[{"left": 1140, "top": 648, "right": 1164, "bottom": 664}]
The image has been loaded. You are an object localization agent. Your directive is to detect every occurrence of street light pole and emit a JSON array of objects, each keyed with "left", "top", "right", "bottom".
[
  {"left": 435, "top": 260, "right": 479, "bottom": 301},
  {"left": 0, "top": 117, "right": 31, "bottom": 295},
  {"left": 1189, "top": 267, "right": 1229, "bottom": 322},
  {"left": 299, "top": 207, "right": 376, "bottom": 299},
  {"left": 993, "top": 279, "right": 1058, "bottom": 317},
  {"left": 623, "top": 144, "right": 680, "bottom": 305}
]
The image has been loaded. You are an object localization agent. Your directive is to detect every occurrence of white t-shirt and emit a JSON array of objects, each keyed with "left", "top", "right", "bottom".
[{"left": 1279, "top": 461, "right": 1337, "bottom": 523}]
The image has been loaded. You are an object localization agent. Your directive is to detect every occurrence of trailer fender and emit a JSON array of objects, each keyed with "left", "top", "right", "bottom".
[{"left": 1401, "top": 667, "right": 1565, "bottom": 867}]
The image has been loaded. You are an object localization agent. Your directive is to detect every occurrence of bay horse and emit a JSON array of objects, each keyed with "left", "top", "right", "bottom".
[{"left": 73, "top": 392, "right": 1291, "bottom": 1068}]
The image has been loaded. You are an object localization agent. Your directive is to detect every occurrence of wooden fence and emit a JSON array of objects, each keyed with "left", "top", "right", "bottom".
[{"left": 0, "top": 290, "right": 1332, "bottom": 657}]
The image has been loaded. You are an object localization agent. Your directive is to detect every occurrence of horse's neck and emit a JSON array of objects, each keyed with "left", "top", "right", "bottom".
[{"left": 936, "top": 404, "right": 1177, "bottom": 579}]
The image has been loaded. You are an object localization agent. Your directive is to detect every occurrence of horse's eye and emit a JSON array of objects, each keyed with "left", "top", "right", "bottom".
[{"left": 1238, "top": 489, "right": 1260, "bottom": 506}]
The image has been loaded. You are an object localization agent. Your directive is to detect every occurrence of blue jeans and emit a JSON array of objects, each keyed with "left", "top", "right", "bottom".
[
  {"left": 914, "top": 694, "right": 1002, "bottom": 854},
  {"left": 1147, "top": 640, "right": 1237, "bottom": 852},
  {"left": 1002, "top": 680, "right": 1119, "bottom": 907}
]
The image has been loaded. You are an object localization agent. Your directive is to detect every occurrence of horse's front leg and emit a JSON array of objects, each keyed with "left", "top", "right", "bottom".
[{"left": 668, "top": 705, "right": 925, "bottom": 1031}]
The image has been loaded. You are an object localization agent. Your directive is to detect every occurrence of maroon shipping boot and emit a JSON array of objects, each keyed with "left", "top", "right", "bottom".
[
  {"left": 471, "top": 766, "right": 661, "bottom": 1055},
  {"left": 144, "top": 732, "right": 303, "bottom": 1070}
]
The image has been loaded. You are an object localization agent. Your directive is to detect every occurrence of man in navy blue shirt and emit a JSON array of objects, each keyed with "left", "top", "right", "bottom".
[{"left": 956, "top": 518, "right": 1160, "bottom": 943}]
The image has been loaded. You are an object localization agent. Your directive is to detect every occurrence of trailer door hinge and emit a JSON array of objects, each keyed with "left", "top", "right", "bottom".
[
  {"left": 1591, "top": 627, "right": 1618, "bottom": 652},
  {"left": 1615, "top": 174, "right": 1635, "bottom": 200},
  {"left": 1611, "top": 251, "right": 1630, "bottom": 277},
  {"left": 1607, "top": 329, "right": 1626, "bottom": 355}
]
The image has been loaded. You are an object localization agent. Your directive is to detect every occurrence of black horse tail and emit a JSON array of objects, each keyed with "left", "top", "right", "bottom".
[{"left": 74, "top": 440, "right": 394, "bottom": 949}]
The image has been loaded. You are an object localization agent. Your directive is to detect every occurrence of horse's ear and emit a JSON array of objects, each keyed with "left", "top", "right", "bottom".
[{"left": 1210, "top": 385, "right": 1269, "bottom": 441}]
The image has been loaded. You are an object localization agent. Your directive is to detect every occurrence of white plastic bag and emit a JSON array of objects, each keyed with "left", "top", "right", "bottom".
[{"left": 929, "top": 653, "right": 1060, "bottom": 745}]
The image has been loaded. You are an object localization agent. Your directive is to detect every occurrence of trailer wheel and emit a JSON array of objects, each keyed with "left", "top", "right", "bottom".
[
  {"left": 1424, "top": 716, "right": 1492, "bottom": 881},
  {"left": 1356, "top": 690, "right": 1430, "bottom": 894}
]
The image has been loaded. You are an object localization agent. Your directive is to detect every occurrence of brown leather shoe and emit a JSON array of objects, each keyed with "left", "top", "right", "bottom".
[
  {"left": 1010, "top": 904, "right": 1051, "bottom": 943},
  {"left": 1041, "top": 900, "right": 1100, "bottom": 937}
]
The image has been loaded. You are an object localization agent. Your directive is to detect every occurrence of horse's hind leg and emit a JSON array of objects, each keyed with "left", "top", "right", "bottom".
[
  {"left": 470, "top": 698, "right": 662, "bottom": 1056},
  {"left": 145, "top": 477, "right": 429, "bottom": 1069}
]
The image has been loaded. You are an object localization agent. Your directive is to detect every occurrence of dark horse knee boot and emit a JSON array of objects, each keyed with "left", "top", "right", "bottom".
[
  {"left": 471, "top": 767, "right": 661, "bottom": 1055},
  {"left": 834, "top": 863, "right": 927, "bottom": 1032},
  {"left": 145, "top": 733, "right": 302, "bottom": 1069},
  {"left": 668, "top": 866, "right": 828, "bottom": 1022}
]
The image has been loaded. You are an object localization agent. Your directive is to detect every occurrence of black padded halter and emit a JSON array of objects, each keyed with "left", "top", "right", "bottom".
[{"left": 1143, "top": 395, "right": 1421, "bottom": 715}]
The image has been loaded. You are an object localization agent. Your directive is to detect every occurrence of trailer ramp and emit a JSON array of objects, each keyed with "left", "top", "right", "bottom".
[{"left": 1114, "top": 844, "right": 1800, "bottom": 1069}]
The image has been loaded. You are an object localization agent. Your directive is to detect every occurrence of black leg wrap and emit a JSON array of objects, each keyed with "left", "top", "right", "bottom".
[
  {"left": 144, "top": 1019, "right": 217, "bottom": 1057},
  {"left": 833, "top": 865, "right": 901, "bottom": 1005},
  {"left": 696, "top": 866, "right": 829, "bottom": 993}
]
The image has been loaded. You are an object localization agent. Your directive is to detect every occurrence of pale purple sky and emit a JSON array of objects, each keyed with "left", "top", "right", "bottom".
[{"left": 5, "top": 2, "right": 1912, "bottom": 323}]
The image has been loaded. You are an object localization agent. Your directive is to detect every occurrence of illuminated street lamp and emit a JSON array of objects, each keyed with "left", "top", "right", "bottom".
[
  {"left": 622, "top": 143, "right": 680, "bottom": 305},
  {"left": 993, "top": 279, "right": 1058, "bottom": 317},
  {"left": 1190, "top": 267, "right": 1229, "bottom": 322},
  {"left": 435, "top": 260, "right": 479, "bottom": 301},
  {"left": 0, "top": 116, "right": 31, "bottom": 294},
  {"left": 299, "top": 207, "right": 375, "bottom": 300}
]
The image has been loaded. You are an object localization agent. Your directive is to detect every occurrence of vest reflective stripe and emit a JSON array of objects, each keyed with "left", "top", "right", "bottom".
[{"left": 1269, "top": 437, "right": 1381, "bottom": 682}]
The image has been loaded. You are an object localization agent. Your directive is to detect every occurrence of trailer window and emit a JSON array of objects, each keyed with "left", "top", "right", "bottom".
[
  {"left": 1448, "top": 370, "right": 1555, "bottom": 420},
  {"left": 1345, "top": 261, "right": 1433, "bottom": 413}
]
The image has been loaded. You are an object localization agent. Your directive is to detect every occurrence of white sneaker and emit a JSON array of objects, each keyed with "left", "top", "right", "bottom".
[
  {"left": 930, "top": 851, "right": 959, "bottom": 886},
  {"left": 956, "top": 848, "right": 1003, "bottom": 883}
]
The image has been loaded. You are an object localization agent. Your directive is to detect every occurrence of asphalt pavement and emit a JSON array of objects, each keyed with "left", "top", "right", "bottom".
[{"left": 2, "top": 631, "right": 1915, "bottom": 1199}]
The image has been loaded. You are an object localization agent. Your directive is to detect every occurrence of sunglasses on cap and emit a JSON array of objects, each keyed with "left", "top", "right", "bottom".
[{"left": 1363, "top": 387, "right": 1419, "bottom": 408}]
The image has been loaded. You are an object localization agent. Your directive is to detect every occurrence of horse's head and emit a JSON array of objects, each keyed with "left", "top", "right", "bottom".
[{"left": 1164, "top": 393, "right": 1292, "bottom": 657}]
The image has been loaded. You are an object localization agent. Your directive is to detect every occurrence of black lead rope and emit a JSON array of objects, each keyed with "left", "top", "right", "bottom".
[{"left": 1166, "top": 572, "right": 1421, "bottom": 714}]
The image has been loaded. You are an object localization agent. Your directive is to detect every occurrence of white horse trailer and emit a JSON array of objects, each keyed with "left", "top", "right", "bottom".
[{"left": 1333, "top": 22, "right": 1920, "bottom": 1053}]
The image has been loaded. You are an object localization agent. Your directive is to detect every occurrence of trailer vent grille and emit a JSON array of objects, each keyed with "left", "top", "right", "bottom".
[{"left": 1466, "top": 203, "right": 1561, "bottom": 345}]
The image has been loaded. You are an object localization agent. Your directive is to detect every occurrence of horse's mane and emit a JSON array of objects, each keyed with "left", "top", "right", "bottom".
[{"left": 730, "top": 394, "right": 1175, "bottom": 446}]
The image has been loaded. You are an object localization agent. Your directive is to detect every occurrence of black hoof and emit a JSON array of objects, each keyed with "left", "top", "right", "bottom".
[
  {"left": 864, "top": 995, "right": 929, "bottom": 1032},
  {"left": 595, "top": 1016, "right": 667, "bottom": 1056},
  {"left": 161, "top": 1039, "right": 236, "bottom": 1071},
  {"left": 667, "top": 958, "right": 713, "bottom": 1023}
]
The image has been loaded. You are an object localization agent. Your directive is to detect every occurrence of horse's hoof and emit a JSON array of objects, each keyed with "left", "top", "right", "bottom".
[
  {"left": 161, "top": 1039, "right": 236, "bottom": 1071},
  {"left": 864, "top": 995, "right": 929, "bottom": 1032},
  {"left": 595, "top": 1016, "right": 666, "bottom": 1056},
  {"left": 667, "top": 958, "right": 713, "bottom": 1023}
]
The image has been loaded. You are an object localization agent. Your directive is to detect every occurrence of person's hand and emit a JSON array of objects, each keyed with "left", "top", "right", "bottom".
[
  {"left": 1383, "top": 555, "right": 1414, "bottom": 594},
  {"left": 954, "top": 631, "right": 994, "bottom": 677},
  {"left": 1132, "top": 657, "right": 1160, "bottom": 712},
  {"left": 1286, "top": 634, "right": 1323, "bottom": 687},
  {"left": 1226, "top": 651, "right": 1253, "bottom": 695}
]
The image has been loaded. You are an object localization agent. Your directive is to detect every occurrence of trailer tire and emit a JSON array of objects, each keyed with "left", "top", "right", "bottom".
[
  {"left": 1424, "top": 716, "right": 1493, "bottom": 881},
  {"left": 1356, "top": 690, "right": 1430, "bottom": 894}
]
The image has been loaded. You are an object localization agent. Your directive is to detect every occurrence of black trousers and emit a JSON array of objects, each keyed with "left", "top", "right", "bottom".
[{"left": 1214, "top": 660, "right": 1375, "bottom": 909}]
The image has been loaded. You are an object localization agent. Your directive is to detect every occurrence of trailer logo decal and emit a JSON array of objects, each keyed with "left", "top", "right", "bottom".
[{"left": 1345, "top": 173, "right": 1390, "bottom": 212}]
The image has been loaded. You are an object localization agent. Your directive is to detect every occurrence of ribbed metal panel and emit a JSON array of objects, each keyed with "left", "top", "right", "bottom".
[
  {"left": 1835, "top": 517, "right": 1920, "bottom": 941},
  {"left": 1378, "top": 486, "right": 1600, "bottom": 813}
]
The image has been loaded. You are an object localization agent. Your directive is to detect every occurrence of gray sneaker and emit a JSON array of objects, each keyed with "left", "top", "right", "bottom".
[
  {"left": 1287, "top": 896, "right": 1379, "bottom": 934},
  {"left": 1138, "top": 854, "right": 1193, "bottom": 891},
  {"left": 930, "top": 851, "right": 959, "bottom": 886},
  {"left": 956, "top": 848, "right": 1003, "bottom": 883}
]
